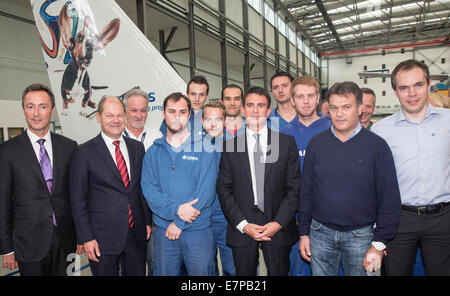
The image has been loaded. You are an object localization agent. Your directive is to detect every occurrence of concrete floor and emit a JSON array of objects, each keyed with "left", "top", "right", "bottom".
[{"left": 1, "top": 248, "right": 267, "bottom": 276}]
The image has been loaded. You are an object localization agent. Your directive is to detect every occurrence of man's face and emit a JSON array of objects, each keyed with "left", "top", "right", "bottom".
[
  {"left": 291, "top": 84, "right": 319, "bottom": 118},
  {"left": 221, "top": 87, "right": 242, "bottom": 117},
  {"left": 271, "top": 76, "right": 292, "bottom": 104},
  {"left": 126, "top": 95, "right": 148, "bottom": 130},
  {"left": 23, "top": 90, "right": 55, "bottom": 136},
  {"left": 241, "top": 93, "right": 272, "bottom": 131},
  {"left": 329, "top": 93, "right": 363, "bottom": 137},
  {"left": 393, "top": 67, "right": 430, "bottom": 116},
  {"left": 202, "top": 107, "right": 225, "bottom": 138},
  {"left": 187, "top": 83, "right": 208, "bottom": 111},
  {"left": 320, "top": 101, "right": 329, "bottom": 115},
  {"left": 163, "top": 99, "right": 190, "bottom": 134},
  {"left": 96, "top": 98, "right": 125, "bottom": 139},
  {"left": 360, "top": 93, "right": 375, "bottom": 125}
]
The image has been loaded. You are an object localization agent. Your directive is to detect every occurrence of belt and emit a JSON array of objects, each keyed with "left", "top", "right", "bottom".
[{"left": 401, "top": 202, "right": 450, "bottom": 215}]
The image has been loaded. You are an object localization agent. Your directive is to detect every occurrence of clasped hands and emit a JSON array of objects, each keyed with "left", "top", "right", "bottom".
[
  {"left": 166, "top": 198, "right": 201, "bottom": 241},
  {"left": 243, "top": 222, "right": 281, "bottom": 242}
]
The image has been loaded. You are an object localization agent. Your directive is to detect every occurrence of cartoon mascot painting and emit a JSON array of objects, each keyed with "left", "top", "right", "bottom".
[{"left": 58, "top": 3, "right": 120, "bottom": 116}]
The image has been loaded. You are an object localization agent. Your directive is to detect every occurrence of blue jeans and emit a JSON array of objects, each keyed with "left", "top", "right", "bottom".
[
  {"left": 309, "top": 219, "right": 373, "bottom": 276},
  {"left": 153, "top": 226, "right": 215, "bottom": 276},
  {"left": 211, "top": 216, "right": 236, "bottom": 276}
]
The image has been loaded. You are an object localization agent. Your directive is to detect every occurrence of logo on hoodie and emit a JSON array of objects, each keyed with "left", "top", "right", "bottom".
[{"left": 182, "top": 155, "right": 198, "bottom": 161}]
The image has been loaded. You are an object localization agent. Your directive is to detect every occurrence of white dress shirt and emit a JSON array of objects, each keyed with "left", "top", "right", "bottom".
[
  {"left": 27, "top": 128, "right": 53, "bottom": 166},
  {"left": 123, "top": 127, "right": 162, "bottom": 151},
  {"left": 101, "top": 132, "right": 131, "bottom": 181},
  {"left": 236, "top": 126, "right": 268, "bottom": 233}
]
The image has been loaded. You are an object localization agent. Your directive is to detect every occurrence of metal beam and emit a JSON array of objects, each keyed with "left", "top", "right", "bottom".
[
  {"left": 188, "top": 0, "right": 196, "bottom": 78},
  {"left": 136, "top": 0, "right": 147, "bottom": 35},
  {"left": 315, "top": 0, "right": 343, "bottom": 50},
  {"left": 219, "top": 0, "right": 228, "bottom": 88},
  {"left": 242, "top": 0, "right": 250, "bottom": 90}
]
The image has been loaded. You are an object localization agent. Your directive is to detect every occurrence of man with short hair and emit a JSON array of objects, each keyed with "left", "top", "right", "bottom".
[
  {"left": 201, "top": 101, "right": 236, "bottom": 276},
  {"left": 280, "top": 76, "right": 331, "bottom": 276},
  {"left": 159, "top": 76, "right": 209, "bottom": 138},
  {"left": 217, "top": 86, "right": 300, "bottom": 276},
  {"left": 220, "top": 84, "right": 245, "bottom": 139},
  {"left": 372, "top": 59, "right": 450, "bottom": 276},
  {"left": 122, "top": 88, "right": 161, "bottom": 276},
  {"left": 0, "top": 83, "right": 78, "bottom": 276},
  {"left": 142, "top": 92, "right": 217, "bottom": 276},
  {"left": 70, "top": 96, "right": 152, "bottom": 276},
  {"left": 298, "top": 81, "right": 401, "bottom": 276},
  {"left": 360, "top": 88, "right": 376, "bottom": 130},
  {"left": 269, "top": 72, "right": 297, "bottom": 131},
  {"left": 123, "top": 88, "right": 162, "bottom": 151}
]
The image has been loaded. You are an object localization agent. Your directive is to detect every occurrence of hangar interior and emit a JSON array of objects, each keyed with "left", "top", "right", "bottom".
[{"left": 0, "top": 0, "right": 449, "bottom": 276}]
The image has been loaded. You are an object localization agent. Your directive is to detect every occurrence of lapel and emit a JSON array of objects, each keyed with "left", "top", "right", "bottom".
[
  {"left": 264, "top": 128, "right": 274, "bottom": 180},
  {"left": 123, "top": 136, "right": 138, "bottom": 190},
  {"left": 92, "top": 134, "right": 126, "bottom": 190},
  {"left": 17, "top": 132, "right": 48, "bottom": 190},
  {"left": 236, "top": 132, "right": 252, "bottom": 186},
  {"left": 50, "top": 132, "right": 60, "bottom": 194}
]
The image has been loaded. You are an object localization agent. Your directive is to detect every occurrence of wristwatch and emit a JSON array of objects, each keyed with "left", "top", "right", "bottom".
[{"left": 372, "top": 241, "right": 386, "bottom": 251}]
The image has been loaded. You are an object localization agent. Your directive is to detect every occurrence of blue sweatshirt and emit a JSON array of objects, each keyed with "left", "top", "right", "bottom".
[
  {"left": 141, "top": 134, "right": 217, "bottom": 231},
  {"left": 280, "top": 113, "right": 331, "bottom": 171},
  {"left": 298, "top": 128, "right": 401, "bottom": 244}
]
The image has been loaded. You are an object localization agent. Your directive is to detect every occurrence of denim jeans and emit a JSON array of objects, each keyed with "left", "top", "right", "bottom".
[
  {"left": 153, "top": 226, "right": 215, "bottom": 276},
  {"left": 309, "top": 219, "right": 373, "bottom": 276}
]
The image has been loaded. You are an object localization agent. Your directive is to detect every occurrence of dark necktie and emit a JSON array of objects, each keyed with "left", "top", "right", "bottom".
[
  {"left": 253, "top": 133, "right": 265, "bottom": 212},
  {"left": 37, "top": 139, "right": 56, "bottom": 226},
  {"left": 112, "top": 140, "right": 134, "bottom": 228}
]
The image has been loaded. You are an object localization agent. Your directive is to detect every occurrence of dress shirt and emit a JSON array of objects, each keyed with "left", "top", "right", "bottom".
[
  {"left": 101, "top": 132, "right": 131, "bottom": 181},
  {"left": 27, "top": 129, "right": 53, "bottom": 167},
  {"left": 330, "top": 122, "right": 362, "bottom": 142},
  {"left": 236, "top": 125, "right": 268, "bottom": 233},
  {"left": 371, "top": 104, "right": 450, "bottom": 206},
  {"left": 123, "top": 127, "right": 162, "bottom": 151}
]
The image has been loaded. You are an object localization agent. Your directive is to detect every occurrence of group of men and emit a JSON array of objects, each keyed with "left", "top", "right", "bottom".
[{"left": 0, "top": 58, "right": 449, "bottom": 276}]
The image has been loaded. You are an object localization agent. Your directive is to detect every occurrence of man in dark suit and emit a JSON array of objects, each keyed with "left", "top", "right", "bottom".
[
  {"left": 0, "top": 83, "right": 78, "bottom": 276},
  {"left": 217, "top": 86, "right": 300, "bottom": 276},
  {"left": 70, "top": 96, "right": 152, "bottom": 276}
]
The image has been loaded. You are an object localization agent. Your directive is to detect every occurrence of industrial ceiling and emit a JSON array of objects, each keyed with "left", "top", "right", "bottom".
[{"left": 281, "top": 0, "right": 450, "bottom": 56}]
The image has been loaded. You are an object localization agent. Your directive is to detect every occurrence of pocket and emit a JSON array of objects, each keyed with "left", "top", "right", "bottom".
[
  {"left": 352, "top": 225, "right": 374, "bottom": 238},
  {"left": 310, "top": 219, "right": 322, "bottom": 231}
]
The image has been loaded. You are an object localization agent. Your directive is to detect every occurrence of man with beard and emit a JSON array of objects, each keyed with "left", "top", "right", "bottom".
[
  {"left": 141, "top": 92, "right": 217, "bottom": 275},
  {"left": 123, "top": 88, "right": 162, "bottom": 276},
  {"left": 220, "top": 84, "right": 245, "bottom": 139},
  {"left": 123, "top": 88, "right": 162, "bottom": 151},
  {"left": 280, "top": 76, "right": 331, "bottom": 276}
]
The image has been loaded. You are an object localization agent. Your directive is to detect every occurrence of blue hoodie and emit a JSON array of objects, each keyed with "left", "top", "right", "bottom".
[
  {"left": 141, "top": 134, "right": 217, "bottom": 231},
  {"left": 280, "top": 113, "right": 331, "bottom": 171}
]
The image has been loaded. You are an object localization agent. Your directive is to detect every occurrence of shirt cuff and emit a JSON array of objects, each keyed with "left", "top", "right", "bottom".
[
  {"left": 1, "top": 251, "right": 14, "bottom": 256},
  {"left": 236, "top": 220, "right": 249, "bottom": 234}
]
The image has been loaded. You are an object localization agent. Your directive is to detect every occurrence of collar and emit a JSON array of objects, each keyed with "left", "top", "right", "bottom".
[
  {"left": 331, "top": 122, "right": 362, "bottom": 141},
  {"left": 27, "top": 128, "right": 51, "bottom": 144},
  {"left": 395, "top": 103, "right": 440, "bottom": 124},
  {"left": 246, "top": 124, "right": 268, "bottom": 139},
  {"left": 124, "top": 127, "right": 147, "bottom": 141},
  {"left": 101, "top": 132, "right": 125, "bottom": 146}
]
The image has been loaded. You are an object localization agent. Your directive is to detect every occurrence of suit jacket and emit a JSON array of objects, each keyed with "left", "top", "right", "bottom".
[
  {"left": 70, "top": 134, "right": 151, "bottom": 255},
  {"left": 0, "top": 131, "right": 77, "bottom": 262},
  {"left": 217, "top": 128, "right": 300, "bottom": 247}
]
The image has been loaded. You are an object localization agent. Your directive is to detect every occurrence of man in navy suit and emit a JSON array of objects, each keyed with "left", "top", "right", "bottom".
[{"left": 70, "top": 96, "right": 152, "bottom": 276}]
